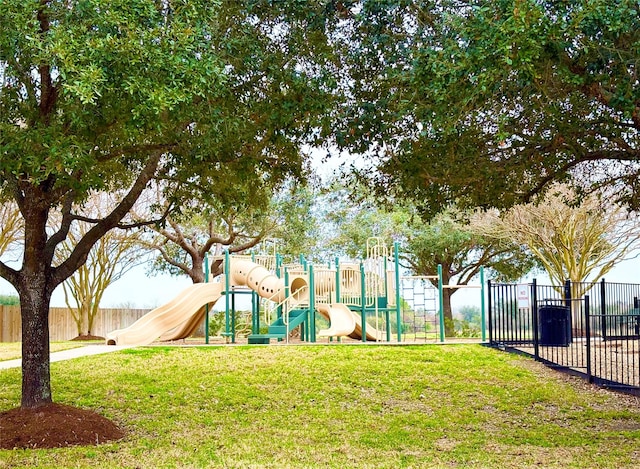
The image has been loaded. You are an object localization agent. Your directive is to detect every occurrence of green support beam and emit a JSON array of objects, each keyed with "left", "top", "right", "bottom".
[
  {"left": 309, "top": 265, "right": 316, "bottom": 343},
  {"left": 224, "top": 250, "right": 231, "bottom": 341},
  {"left": 437, "top": 264, "right": 445, "bottom": 343},
  {"left": 360, "top": 262, "right": 367, "bottom": 343},
  {"left": 394, "top": 242, "right": 402, "bottom": 343}
]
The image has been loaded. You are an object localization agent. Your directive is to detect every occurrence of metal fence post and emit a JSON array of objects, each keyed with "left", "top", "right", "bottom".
[
  {"left": 532, "top": 279, "right": 539, "bottom": 361},
  {"left": 635, "top": 296, "right": 640, "bottom": 336},
  {"left": 564, "top": 279, "right": 572, "bottom": 307},
  {"left": 585, "top": 294, "right": 592, "bottom": 383},
  {"left": 600, "top": 279, "right": 607, "bottom": 341},
  {"left": 487, "top": 279, "right": 493, "bottom": 344}
]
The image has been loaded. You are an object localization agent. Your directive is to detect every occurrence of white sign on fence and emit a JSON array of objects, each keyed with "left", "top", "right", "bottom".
[{"left": 517, "top": 284, "right": 530, "bottom": 309}]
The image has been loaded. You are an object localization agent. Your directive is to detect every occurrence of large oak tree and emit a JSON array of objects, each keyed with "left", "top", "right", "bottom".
[{"left": 0, "top": 0, "right": 340, "bottom": 409}]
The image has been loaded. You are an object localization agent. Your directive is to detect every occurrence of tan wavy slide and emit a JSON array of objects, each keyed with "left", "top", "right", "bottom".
[
  {"left": 317, "top": 303, "right": 356, "bottom": 337},
  {"left": 316, "top": 303, "right": 384, "bottom": 341},
  {"left": 349, "top": 309, "right": 384, "bottom": 342},
  {"left": 106, "top": 282, "right": 224, "bottom": 346}
]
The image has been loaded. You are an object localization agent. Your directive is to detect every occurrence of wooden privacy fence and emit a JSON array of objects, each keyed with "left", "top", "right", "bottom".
[{"left": 0, "top": 306, "right": 149, "bottom": 342}]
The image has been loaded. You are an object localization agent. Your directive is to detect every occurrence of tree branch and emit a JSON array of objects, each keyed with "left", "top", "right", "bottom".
[
  {"left": 45, "top": 192, "right": 75, "bottom": 256},
  {"left": 522, "top": 150, "right": 640, "bottom": 202},
  {"left": 0, "top": 260, "right": 19, "bottom": 287},
  {"left": 51, "top": 152, "right": 164, "bottom": 286}
]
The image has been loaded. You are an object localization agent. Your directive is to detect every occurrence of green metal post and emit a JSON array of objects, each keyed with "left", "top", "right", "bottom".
[
  {"left": 224, "top": 250, "right": 231, "bottom": 340},
  {"left": 480, "top": 266, "right": 486, "bottom": 342},
  {"left": 205, "top": 253, "right": 210, "bottom": 344},
  {"left": 309, "top": 265, "right": 316, "bottom": 343},
  {"left": 394, "top": 242, "right": 402, "bottom": 343},
  {"left": 252, "top": 291, "right": 259, "bottom": 334},
  {"left": 437, "top": 263, "right": 445, "bottom": 343},
  {"left": 283, "top": 268, "right": 290, "bottom": 342},
  {"left": 360, "top": 262, "right": 367, "bottom": 343},
  {"left": 248, "top": 252, "right": 259, "bottom": 336},
  {"left": 384, "top": 255, "right": 390, "bottom": 342}
]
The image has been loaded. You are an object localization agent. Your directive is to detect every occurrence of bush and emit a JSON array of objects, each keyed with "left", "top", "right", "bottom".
[
  {"left": 0, "top": 294, "right": 19, "bottom": 306},
  {"left": 453, "top": 319, "right": 481, "bottom": 338},
  {"left": 209, "top": 310, "right": 255, "bottom": 337},
  {"left": 208, "top": 311, "right": 225, "bottom": 336},
  {"left": 458, "top": 305, "right": 481, "bottom": 325}
]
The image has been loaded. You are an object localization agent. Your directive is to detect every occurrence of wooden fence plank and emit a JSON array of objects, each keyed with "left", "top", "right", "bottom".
[{"left": 0, "top": 307, "right": 149, "bottom": 342}]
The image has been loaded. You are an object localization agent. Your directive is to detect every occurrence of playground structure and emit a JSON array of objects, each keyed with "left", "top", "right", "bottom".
[{"left": 106, "top": 238, "right": 486, "bottom": 346}]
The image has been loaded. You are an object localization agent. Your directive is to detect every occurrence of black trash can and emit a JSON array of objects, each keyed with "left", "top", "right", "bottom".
[{"left": 539, "top": 305, "right": 572, "bottom": 346}]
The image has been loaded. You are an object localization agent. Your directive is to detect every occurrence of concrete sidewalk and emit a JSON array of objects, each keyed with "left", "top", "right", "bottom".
[{"left": 0, "top": 344, "right": 131, "bottom": 370}]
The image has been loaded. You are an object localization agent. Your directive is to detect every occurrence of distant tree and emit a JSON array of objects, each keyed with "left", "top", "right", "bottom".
[
  {"left": 400, "top": 208, "right": 534, "bottom": 337},
  {"left": 0, "top": 201, "right": 22, "bottom": 259},
  {"left": 321, "top": 184, "right": 534, "bottom": 336},
  {"left": 57, "top": 194, "right": 146, "bottom": 337},
  {"left": 0, "top": 294, "right": 19, "bottom": 306},
  {"left": 269, "top": 184, "right": 321, "bottom": 263},
  {"left": 61, "top": 230, "right": 144, "bottom": 337},
  {"left": 143, "top": 207, "right": 272, "bottom": 284},
  {"left": 457, "top": 305, "right": 482, "bottom": 331},
  {"left": 142, "top": 181, "right": 318, "bottom": 283},
  {"left": 478, "top": 184, "right": 640, "bottom": 300}
]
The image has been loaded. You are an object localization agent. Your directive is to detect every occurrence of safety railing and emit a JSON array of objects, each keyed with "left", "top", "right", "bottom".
[{"left": 312, "top": 268, "right": 337, "bottom": 305}]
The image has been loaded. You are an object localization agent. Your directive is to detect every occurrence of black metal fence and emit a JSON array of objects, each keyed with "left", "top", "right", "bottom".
[{"left": 488, "top": 279, "right": 640, "bottom": 394}]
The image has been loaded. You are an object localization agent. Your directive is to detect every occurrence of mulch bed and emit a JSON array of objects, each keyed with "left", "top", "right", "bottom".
[
  {"left": 0, "top": 403, "right": 126, "bottom": 449},
  {"left": 71, "top": 334, "right": 105, "bottom": 341}
]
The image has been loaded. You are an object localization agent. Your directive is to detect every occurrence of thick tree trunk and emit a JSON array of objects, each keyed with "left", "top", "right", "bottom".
[
  {"left": 189, "top": 253, "right": 205, "bottom": 284},
  {"left": 17, "top": 186, "right": 56, "bottom": 409},
  {"left": 18, "top": 279, "right": 54, "bottom": 409},
  {"left": 439, "top": 268, "right": 456, "bottom": 337},
  {"left": 443, "top": 288, "right": 455, "bottom": 338}
]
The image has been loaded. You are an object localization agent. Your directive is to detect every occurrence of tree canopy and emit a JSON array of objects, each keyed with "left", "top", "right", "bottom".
[{"left": 337, "top": 0, "right": 640, "bottom": 216}]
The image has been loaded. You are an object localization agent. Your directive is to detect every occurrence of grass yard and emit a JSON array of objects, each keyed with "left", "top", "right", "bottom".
[
  {"left": 0, "top": 344, "right": 639, "bottom": 468},
  {"left": 0, "top": 342, "right": 86, "bottom": 362}
]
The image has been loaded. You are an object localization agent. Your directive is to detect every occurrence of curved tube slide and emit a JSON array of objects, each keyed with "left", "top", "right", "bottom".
[
  {"left": 229, "top": 258, "right": 309, "bottom": 304},
  {"left": 349, "top": 311, "right": 384, "bottom": 342},
  {"left": 316, "top": 303, "right": 356, "bottom": 337},
  {"left": 106, "top": 282, "right": 223, "bottom": 346},
  {"left": 316, "top": 303, "right": 384, "bottom": 341}
]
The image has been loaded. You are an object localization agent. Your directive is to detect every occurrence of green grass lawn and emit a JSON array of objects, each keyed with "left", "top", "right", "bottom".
[
  {"left": 0, "top": 342, "right": 87, "bottom": 362},
  {"left": 1, "top": 344, "right": 639, "bottom": 468}
]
